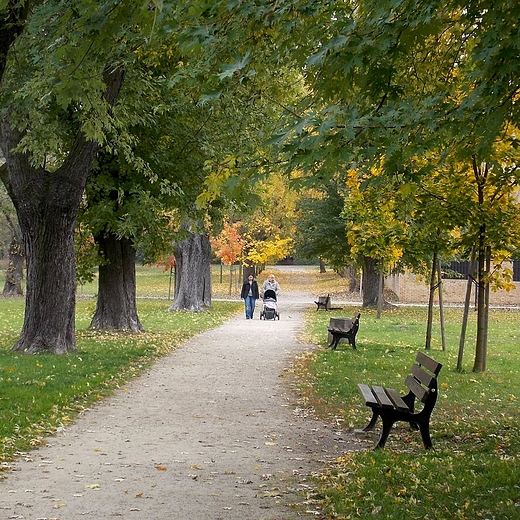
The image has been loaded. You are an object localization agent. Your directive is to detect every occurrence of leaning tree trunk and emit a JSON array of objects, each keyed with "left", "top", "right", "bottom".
[
  {"left": 90, "top": 233, "right": 144, "bottom": 332},
  {"left": 0, "top": 69, "right": 125, "bottom": 354},
  {"left": 169, "top": 229, "right": 212, "bottom": 312},
  {"left": 425, "top": 252, "right": 437, "bottom": 350},
  {"left": 457, "top": 246, "right": 476, "bottom": 371},
  {"left": 3, "top": 230, "right": 24, "bottom": 296}
]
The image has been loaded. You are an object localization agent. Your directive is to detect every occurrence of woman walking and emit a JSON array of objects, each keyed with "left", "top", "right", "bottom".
[{"left": 240, "top": 274, "right": 260, "bottom": 319}]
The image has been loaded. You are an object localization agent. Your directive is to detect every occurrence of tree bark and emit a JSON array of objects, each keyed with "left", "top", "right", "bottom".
[
  {"left": 90, "top": 233, "right": 144, "bottom": 332},
  {"left": 457, "top": 246, "right": 476, "bottom": 371},
  {"left": 473, "top": 159, "right": 489, "bottom": 372},
  {"left": 437, "top": 258, "right": 446, "bottom": 352},
  {"left": 169, "top": 229, "right": 212, "bottom": 311},
  {"left": 362, "top": 256, "right": 382, "bottom": 308},
  {"left": 473, "top": 222, "right": 488, "bottom": 372},
  {"left": 2, "top": 232, "right": 24, "bottom": 296},
  {"left": 343, "top": 264, "right": 359, "bottom": 293},
  {"left": 0, "top": 68, "right": 125, "bottom": 354}
]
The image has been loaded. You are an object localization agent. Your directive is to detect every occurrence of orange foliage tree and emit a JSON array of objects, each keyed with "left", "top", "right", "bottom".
[{"left": 211, "top": 220, "right": 246, "bottom": 266}]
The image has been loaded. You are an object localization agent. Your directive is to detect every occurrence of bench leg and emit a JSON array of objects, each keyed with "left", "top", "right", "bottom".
[
  {"left": 360, "top": 410, "right": 380, "bottom": 432},
  {"left": 375, "top": 416, "right": 397, "bottom": 449},
  {"left": 348, "top": 336, "right": 357, "bottom": 349},
  {"left": 328, "top": 334, "right": 340, "bottom": 350},
  {"left": 418, "top": 419, "right": 433, "bottom": 449}
]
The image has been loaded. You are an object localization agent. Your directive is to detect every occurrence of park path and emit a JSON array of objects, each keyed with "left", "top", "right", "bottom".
[{"left": 0, "top": 268, "right": 364, "bottom": 520}]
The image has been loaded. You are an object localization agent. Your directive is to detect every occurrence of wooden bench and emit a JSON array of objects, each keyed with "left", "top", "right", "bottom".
[
  {"left": 314, "top": 294, "right": 331, "bottom": 311},
  {"left": 357, "top": 351, "right": 442, "bottom": 449},
  {"left": 327, "top": 314, "right": 360, "bottom": 350}
]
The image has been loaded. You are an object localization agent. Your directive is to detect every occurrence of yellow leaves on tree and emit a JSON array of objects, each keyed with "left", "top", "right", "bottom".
[
  {"left": 343, "top": 168, "right": 404, "bottom": 269},
  {"left": 243, "top": 236, "right": 294, "bottom": 266}
]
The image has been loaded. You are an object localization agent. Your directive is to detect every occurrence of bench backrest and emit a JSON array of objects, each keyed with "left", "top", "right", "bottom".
[
  {"left": 318, "top": 294, "right": 331, "bottom": 309},
  {"left": 350, "top": 313, "right": 360, "bottom": 335},
  {"left": 405, "top": 351, "right": 443, "bottom": 404}
]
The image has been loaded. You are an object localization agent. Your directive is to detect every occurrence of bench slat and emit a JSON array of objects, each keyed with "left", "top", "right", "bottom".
[
  {"left": 411, "top": 364, "right": 435, "bottom": 388},
  {"left": 357, "top": 384, "right": 378, "bottom": 407},
  {"left": 405, "top": 375, "right": 429, "bottom": 403},
  {"left": 372, "top": 386, "right": 394, "bottom": 409},
  {"left": 416, "top": 351, "right": 443, "bottom": 376},
  {"left": 384, "top": 387, "right": 410, "bottom": 412}
]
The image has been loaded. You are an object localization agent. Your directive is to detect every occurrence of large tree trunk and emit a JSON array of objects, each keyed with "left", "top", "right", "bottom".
[
  {"left": 90, "top": 233, "right": 144, "bottom": 332},
  {"left": 362, "top": 256, "right": 382, "bottom": 307},
  {"left": 0, "top": 69, "right": 125, "bottom": 354},
  {"left": 169, "top": 229, "right": 212, "bottom": 312},
  {"left": 9, "top": 175, "right": 81, "bottom": 354}
]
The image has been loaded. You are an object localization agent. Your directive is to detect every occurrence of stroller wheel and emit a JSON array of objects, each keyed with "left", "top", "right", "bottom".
[{"left": 277, "top": 313, "right": 280, "bottom": 320}]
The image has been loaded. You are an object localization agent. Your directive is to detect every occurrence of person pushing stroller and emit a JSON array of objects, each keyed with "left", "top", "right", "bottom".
[{"left": 261, "top": 274, "right": 281, "bottom": 299}]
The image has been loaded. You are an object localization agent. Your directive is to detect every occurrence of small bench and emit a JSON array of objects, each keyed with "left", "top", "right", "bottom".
[
  {"left": 357, "top": 351, "right": 443, "bottom": 449},
  {"left": 327, "top": 314, "right": 360, "bottom": 350},
  {"left": 314, "top": 294, "right": 331, "bottom": 311}
]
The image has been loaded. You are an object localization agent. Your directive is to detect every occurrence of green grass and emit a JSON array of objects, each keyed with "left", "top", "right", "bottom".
[
  {"left": 300, "top": 306, "right": 520, "bottom": 519},
  {"left": 0, "top": 278, "right": 241, "bottom": 468}
]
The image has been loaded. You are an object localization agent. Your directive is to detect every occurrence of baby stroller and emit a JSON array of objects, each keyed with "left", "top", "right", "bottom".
[{"left": 259, "top": 289, "right": 280, "bottom": 320}]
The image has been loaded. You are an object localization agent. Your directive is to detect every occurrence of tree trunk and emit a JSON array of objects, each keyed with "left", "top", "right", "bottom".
[
  {"left": 425, "top": 252, "right": 437, "bottom": 350},
  {"left": 0, "top": 69, "right": 125, "bottom": 354},
  {"left": 10, "top": 188, "right": 80, "bottom": 354},
  {"left": 169, "top": 230, "right": 212, "bottom": 312},
  {"left": 437, "top": 258, "right": 446, "bottom": 351},
  {"left": 362, "top": 256, "right": 382, "bottom": 308},
  {"left": 457, "top": 246, "right": 476, "bottom": 371},
  {"left": 90, "top": 233, "right": 144, "bottom": 332},
  {"left": 473, "top": 158, "right": 489, "bottom": 372},
  {"left": 473, "top": 224, "right": 488, "bottom": 372},
  {"left": 243, "top": 266, "right": 255, "bottom": 280},
  {"left": 376, "top": 266, "right": 383, "bottom": 319},
  {"left": 319, "top": 258, "right": 326, "bottom": 273},
  {"left": 2, "top": 225, "right": 24, "bottom": 296},
  {"left": 340, "top": 264, "right": 359, "bottom": 292}
]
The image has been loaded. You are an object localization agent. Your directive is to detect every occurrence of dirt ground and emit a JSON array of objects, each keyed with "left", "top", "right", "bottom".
[{"left": 0, "top": 267, "right": 367, "bottom": 520}]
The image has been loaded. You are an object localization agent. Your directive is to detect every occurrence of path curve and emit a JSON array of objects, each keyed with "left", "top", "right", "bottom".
[{"left": 1, "top": 275, "right": 363, "bottom": 519}]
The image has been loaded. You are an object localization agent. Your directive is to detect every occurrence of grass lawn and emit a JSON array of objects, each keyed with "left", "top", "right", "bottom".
[
  {"left": 300, "top": 305, "right": 520, "bottom": 519},
  {"left": 0, "top": 264, "right": 242, "bottom": 469},
  {"left": 1, "top": 263, "right": 519, "bottom": 519}
]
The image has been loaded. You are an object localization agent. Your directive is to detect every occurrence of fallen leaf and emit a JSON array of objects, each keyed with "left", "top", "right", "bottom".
[{"left": 155, "top": 465, "right": 167, "bottom": 471}]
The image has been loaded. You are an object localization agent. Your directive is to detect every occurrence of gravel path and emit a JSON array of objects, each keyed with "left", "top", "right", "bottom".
[{"left": 1, "top": 274, "right": 364, "bottom": 520}]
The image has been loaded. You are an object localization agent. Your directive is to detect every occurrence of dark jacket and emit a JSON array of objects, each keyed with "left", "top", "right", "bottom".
[{"left": 241, "top": 280, "right": 259, "bottom": 299}]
